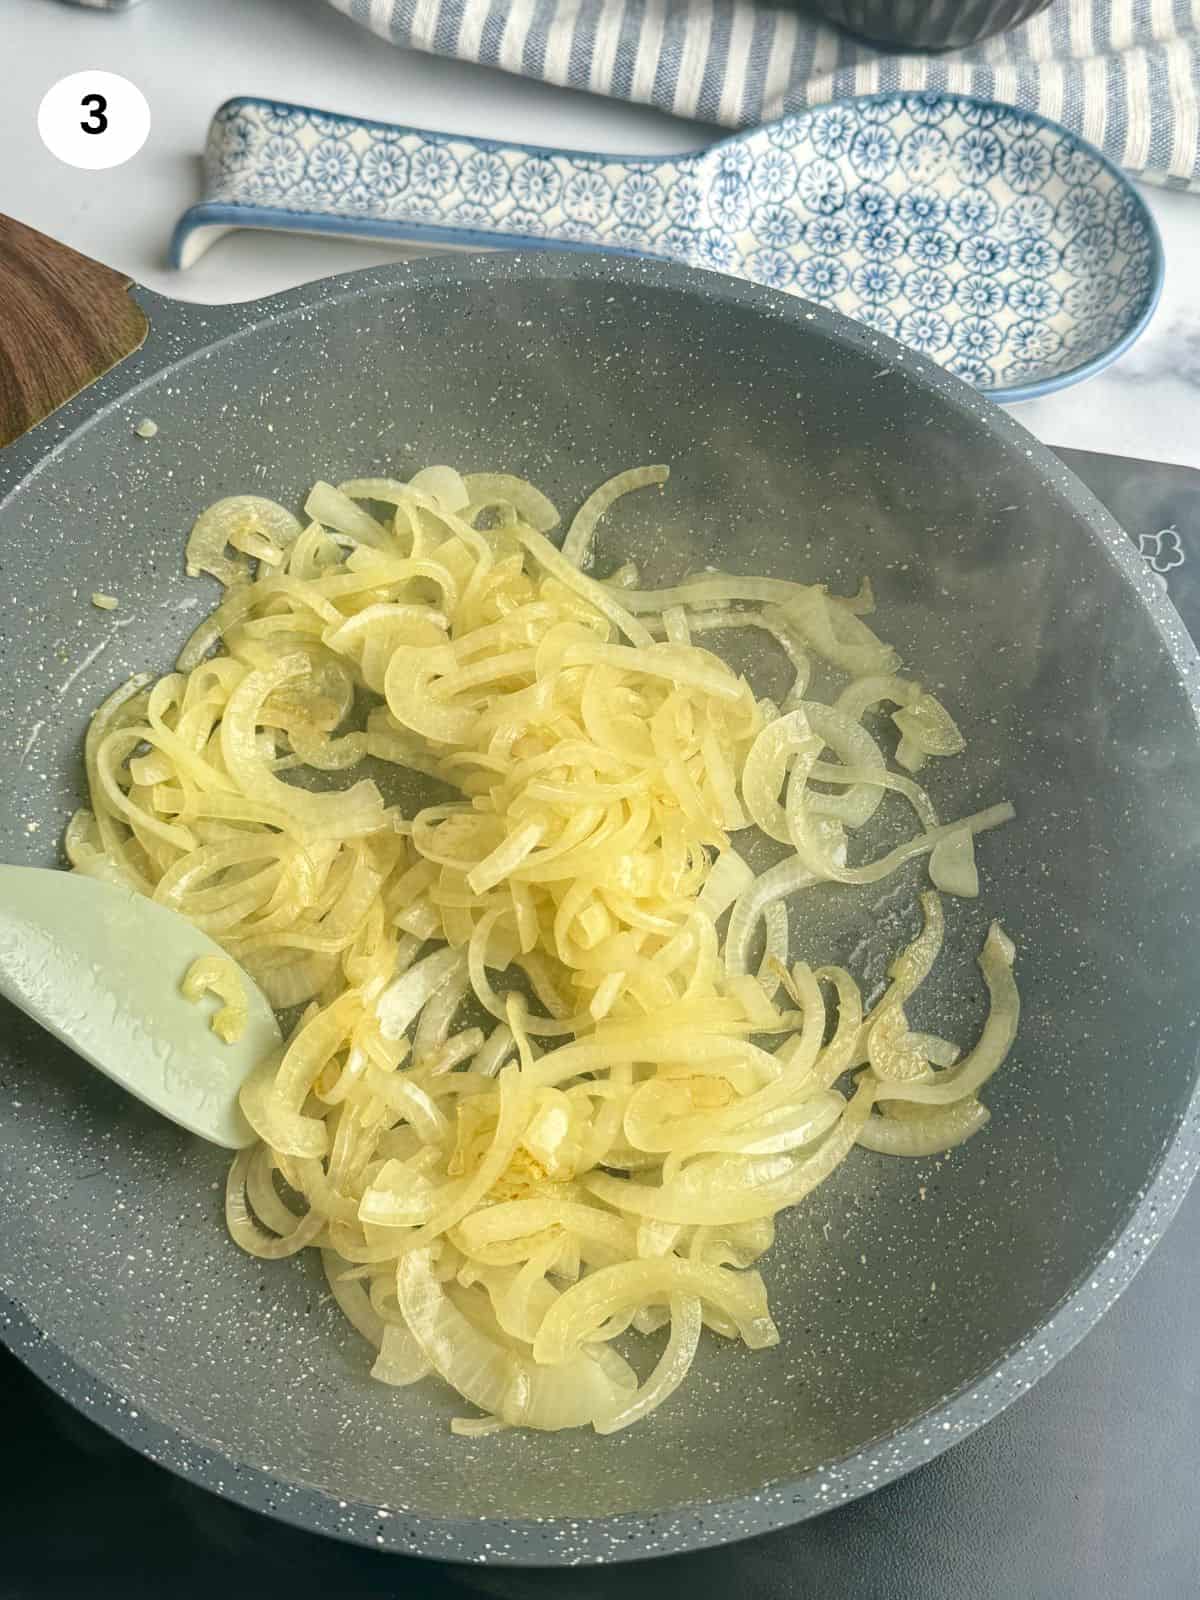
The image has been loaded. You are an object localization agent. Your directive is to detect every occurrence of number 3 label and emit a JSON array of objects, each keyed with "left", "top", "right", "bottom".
[
  {"left": 80, "top": 93, "right": 109, "bottom": 136},
  {"left": 38, "top": 72, "right": 150, "bottom": 170}
]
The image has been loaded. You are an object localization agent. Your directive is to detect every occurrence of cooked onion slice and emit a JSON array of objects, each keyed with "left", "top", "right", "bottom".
[{"left": 181, "top": 955, "right": 247, "bottom": 1042}]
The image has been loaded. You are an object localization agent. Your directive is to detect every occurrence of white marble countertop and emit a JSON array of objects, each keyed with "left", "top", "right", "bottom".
[{"left": 2, "top": 0, "right": 1198, "bottom": 469}]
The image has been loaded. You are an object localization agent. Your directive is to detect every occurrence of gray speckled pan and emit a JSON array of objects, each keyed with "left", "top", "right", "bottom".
[{"left": 2, "top": 253, "right": 1199, "bottom": 1566}]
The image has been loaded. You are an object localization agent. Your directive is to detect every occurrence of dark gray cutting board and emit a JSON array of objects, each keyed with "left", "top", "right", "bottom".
[{"left": 2, "top": 448, "right": 1199, "bottom": 1600}]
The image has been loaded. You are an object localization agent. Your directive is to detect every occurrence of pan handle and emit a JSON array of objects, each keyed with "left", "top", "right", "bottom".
[{"left": 0, "top": 213, "right": 150, "bottom": 450}]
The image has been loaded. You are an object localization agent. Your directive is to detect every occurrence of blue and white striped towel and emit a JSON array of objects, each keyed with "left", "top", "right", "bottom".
[
  {"left": 329, "top": 0, "right": 1200, "bottom": 187},
  {"left": 63, "top": 0, "right": 1200, "bottom": 186}
]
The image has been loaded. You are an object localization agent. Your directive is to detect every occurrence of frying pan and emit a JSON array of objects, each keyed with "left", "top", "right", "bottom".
[{"left": 2, "top": 218, "right": 1200, "bottom": 1566}]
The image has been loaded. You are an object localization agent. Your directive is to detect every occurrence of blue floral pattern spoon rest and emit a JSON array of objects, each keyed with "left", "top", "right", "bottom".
[{"left": 174, "top": 93, "right": 1162, "bottom": 403}]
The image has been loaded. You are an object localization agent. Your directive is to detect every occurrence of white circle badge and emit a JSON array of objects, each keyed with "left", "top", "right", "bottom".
[{"left": 37, "top": 71, "right": 151, "bottom": 171}]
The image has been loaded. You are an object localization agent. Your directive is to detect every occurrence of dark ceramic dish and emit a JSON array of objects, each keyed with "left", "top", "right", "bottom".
[{"left": 804, "top": 0, "right": 1053, "bottom": 49}]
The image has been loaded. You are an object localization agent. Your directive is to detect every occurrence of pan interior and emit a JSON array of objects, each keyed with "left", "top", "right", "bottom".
[{"left": 2, "top": 260, "right": 1199, "bottom": 1527}]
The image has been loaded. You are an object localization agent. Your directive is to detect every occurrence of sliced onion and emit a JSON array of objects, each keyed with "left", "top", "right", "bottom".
[
  {"left": 929, "top": 829, "right": 979, "bottom": 897},
  {"left": 321, "top": 1250, "right": 384, "bottom": 1346},
  {"left": 724, "top": 856, "right": 818, "bottom": 978},
  {"left": 696, "top": 850, "right": 754, "bottom": 920},
  {"left": 514, "top": 525, "right": 654, "bottom": 647},
  {"left": 741, "top": 708, "right": 818, "bottom": 842},
  {"left": 800, "top": 703, "right": 888, "bottom": 827},
  {"left": 371, "top": 1321, "right": 433, "bottom": 1385},
  {"left": 239, "top": 1058, "right": 328, "bottom": 1159},
  {"left": 461, "top": 473, "right": 560, "bottom": 532},
  {"left": 873, "top": 925, "right": 1018, "bottom": 1105},
  {"left": 377, "top": 948, "right": 466, "bottom": 1041},
  {"left": 532, "top": 1258, "right": 778, "bottom": 1363},
  {"left": 408, "top": 465, "right": 471, "bottom": 513},
  {"left": 398, "top": 1251, "right": 517, "bottom": 1414},
  {"left": 186, "top": 496, "right": 302, "bottom": 586},
  {"left": 503, "top": 1348, "right": 628, "bottom": 1432},
  {"left": 358, "top": 1158, "right": 438, "bottom": 1227},
  {"left": 893, "top": 693, "right": 965, "bottom": 765},
  {"left": 858, "top": 1099, "right": 990, "bottom": 1155},
  {"left": 225, "top": 1148, "right": 324, "bottom": 1258},
  {"left": 180, "top": 954, "right": 247, "bottom": 1042},
  {"left": 595, "top": 1294, "right": 702, "bottom": 1435},
  {"left": 305, "top": 481, "right": 390, "bottom": 548},
  {"left": 561, "top": 465, "right": 669, "bottom": 569}
]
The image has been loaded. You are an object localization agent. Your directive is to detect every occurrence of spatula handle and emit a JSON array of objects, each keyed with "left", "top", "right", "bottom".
[{"left": 0, "top": 213, "right": 149, "bottom": 449}]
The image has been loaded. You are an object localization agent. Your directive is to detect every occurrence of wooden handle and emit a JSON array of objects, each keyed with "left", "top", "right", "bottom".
[{"left": 0, "top": 214, "right": 149, "bottom": 449}]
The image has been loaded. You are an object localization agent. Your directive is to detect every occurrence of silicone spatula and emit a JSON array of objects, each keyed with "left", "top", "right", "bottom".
[{"left": 0, "top": 866, "right": 279, "bottom": 1147}]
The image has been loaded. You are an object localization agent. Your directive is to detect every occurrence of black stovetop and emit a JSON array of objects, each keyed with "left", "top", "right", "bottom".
[{"left": 5, "top": 447, "right": 1200, "bottom": 1600}]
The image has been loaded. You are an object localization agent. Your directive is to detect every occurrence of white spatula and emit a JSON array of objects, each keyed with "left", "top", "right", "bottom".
[{"left": 0, "top": 866, "right": 280, "bottom": 1147}]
